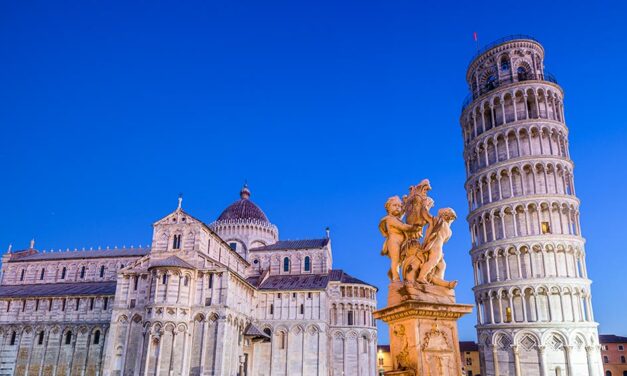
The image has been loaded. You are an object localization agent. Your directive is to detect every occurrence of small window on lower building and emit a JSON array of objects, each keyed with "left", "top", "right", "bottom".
[
  {"left": 622, "top": 355, "right": 626, "bottom": 364},
  {"left": 129, "top": 299, "right": 136, "bottom": 309},
  {"left": 279, "top": 332, "right": 286, "bottom": 349},
  {"left": 205, "top": 298, "right": 211, "bottom": 306},
  {"left": 604, "top": 355, "right": 609, "bottom": 363},
  {"left": 620, "top": 345, "right": 625, "bottom": 351},
  {"left": 93, "top": 330, "right": 101, "bottom": 345},
  {"left": 269, "top": 304, "right": 274, "bottom": 315},
  {"left": 300, "top": 304, "right": 304, "bottom": 314},
  {"left": 65, "top": 331, "right": 72, "bottom": 345}
]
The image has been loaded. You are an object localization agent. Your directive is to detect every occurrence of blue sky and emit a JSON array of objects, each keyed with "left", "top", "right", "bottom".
[{"left": 2, "top": 0, "right": 627, "bottom": 343}]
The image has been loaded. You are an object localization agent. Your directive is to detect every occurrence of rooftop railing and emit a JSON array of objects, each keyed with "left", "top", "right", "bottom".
[
  {"left": 461, "top": 71, "right": 559, "bottom": 112},
  {"left": 469, "top": 34, "right": 540, "bottom": 65}
]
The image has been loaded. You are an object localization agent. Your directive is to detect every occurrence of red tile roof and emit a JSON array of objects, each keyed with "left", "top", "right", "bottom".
[
  {"left": 250, "top": 239, "right": 329, "bottom": 252},
  {"left": 0, "top": 281, "right": 117, "bottom": 298}
]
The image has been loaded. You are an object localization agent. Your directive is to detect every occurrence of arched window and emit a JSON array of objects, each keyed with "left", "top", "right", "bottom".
[
  {"left": 500, "top": 56, "right": 510, "bottom": 72},
  {"left": 622, "top": 355, "right": 626, "bottom": 364},
  {"left": 283, "top": 257, "right": 290, "bottom": 272},
  {"left": 61, "top": 267, "right": 66, "bottom": 280},
  {"left": 606, "top": 371, "right": 612, "bottom": 376},
  {"left": 40, "top": 269, "right": 45, "bottom": 280},
  {"left": 93, "top": 330, "right": 101, "bottom": 344},
  {"left": 486, "top": 75, "right": 497, "bottom": 91},
  {"left": 99, "top": 265, "right": 105, "bottom": 278},
  {"left": 517, "top": 67, "right": 528, "bottom": 81},
  {"left": 80, "top": 266, "right": 86, "bottom": 279},
  {"left": 133, "top": 276, "right": 139, "bottom": 290},
  {"left": 184, "top": 276, "right": 189, "bottom": 287},
  {"left": 362, "top": 336, "right": 368, "bottom": 353},
  {"left": 263, "top": 328, "right": 272, "bottom": 337},
  {"left": 347, "top": 311, "right": 354, "bottom": 326},
  {"left": 65, "top": 331, "right": 72, "bottom": 345},
  {"left": 304, "top": 256, "right": 311, "bottom": 272},
  {"left": 19, "top": 269, "right": 25, "bottom": 281},
  {"left": 9, "top": 331, "right": 16, "bottom": 346},
  {"left": 279, "top": 332, "right": 286, "bottom": 349},
  {"left": 300, "top": 304, "right": 304, "bottom": 315},
  {"left": 229, "top": 242, "right": 237, "bottom": 251},
  {"left": 162, "top": 274, "right": 168, "bottom": 284},
  {"left": 172, "top": 234, "right": 182, "bottom": 250},
  {"left": 38, "top": 331, "right": 44, "bottom": 345},
  {"left": 604, "top": 356, "right": 609, "bottom": 364}
]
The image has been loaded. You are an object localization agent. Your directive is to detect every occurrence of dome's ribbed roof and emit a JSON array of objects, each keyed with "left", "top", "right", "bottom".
[{"left": 216, "top": 185, "right": 270, "bottom": 223}]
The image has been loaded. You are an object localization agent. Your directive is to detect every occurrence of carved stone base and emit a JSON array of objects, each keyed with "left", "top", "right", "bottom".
[
  {"left": 384, "top": 370, "right": 415, "bottom": 376},
  {"left": 387, "top": 281, "right": 456, "bottom": 306},
  {"left": 374, "top": 299, "right": 473, "bottom": 376}
]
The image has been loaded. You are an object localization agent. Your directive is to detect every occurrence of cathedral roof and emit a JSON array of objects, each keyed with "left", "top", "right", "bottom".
[
  {"left": 244, "top": 323, "right": 271, "bottom": 341},
  {"left": 216, "top": 184, "right": 270, "bottom": 224},
  {"left": 0, "top": 281, "right": 116, "bottom": 298},
  {"left": 7, "top": 247, "right": 150, "bottom": 262},
  {"left": 250, "top": 239, "right": 329, "bottom": 252},
  {"left": 247, "top": 269, "right": 375, "bottom": 290},
  {"left": 148, "top": 256, "right": 195, "bottom": 269},
  {"left": 328, "top": 269, "right": 373, "bottom": 287}
]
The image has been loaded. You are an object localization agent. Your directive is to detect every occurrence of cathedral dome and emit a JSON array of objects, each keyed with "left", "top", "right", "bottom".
[{"left": 216, "top": 184, "right": 270, "bottom": 223}]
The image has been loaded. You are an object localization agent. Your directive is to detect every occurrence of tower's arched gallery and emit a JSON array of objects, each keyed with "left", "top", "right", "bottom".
[
  {"left": 0, "top": 186, "right": 377, "bottom": 376},
  {"left": 460, "top": 36, "right": 603, "bottom": 376}
]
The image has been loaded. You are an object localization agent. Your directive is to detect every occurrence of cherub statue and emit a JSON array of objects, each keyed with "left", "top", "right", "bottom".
[
  {"left": 416, "top": 207, "right": 458, "bottom": 288},
  {"left": 400, "top": 196, "right": 434, "bottom": 282},
  {"left": 403, "top": 179, "right": 434, "bottom": 239},
  {"left": 379, "top": 196, "right": 416, "bottom": 281}
]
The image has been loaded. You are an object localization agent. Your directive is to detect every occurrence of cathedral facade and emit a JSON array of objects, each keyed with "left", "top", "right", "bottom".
[{"left": 0, "top": 186, "right": 378, "bottom": 376}]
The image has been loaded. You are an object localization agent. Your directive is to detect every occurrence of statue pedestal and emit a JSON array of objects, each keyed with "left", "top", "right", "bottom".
[{"left": 374, "top": 284, "right": 473, "bottom": 376}]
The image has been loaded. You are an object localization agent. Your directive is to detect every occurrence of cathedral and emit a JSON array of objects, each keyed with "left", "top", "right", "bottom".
[{"left": 0, "top": 185, "right": 378, "bottom": 376}]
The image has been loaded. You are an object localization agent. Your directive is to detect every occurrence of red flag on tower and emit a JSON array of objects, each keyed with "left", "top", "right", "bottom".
[{"left": 473, "top": 32, "right": 478, "bottom": 41}]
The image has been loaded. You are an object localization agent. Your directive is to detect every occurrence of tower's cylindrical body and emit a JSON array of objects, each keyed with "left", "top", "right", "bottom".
[{"left": 460, "top": 36, "right": 603, "bottom": 376}]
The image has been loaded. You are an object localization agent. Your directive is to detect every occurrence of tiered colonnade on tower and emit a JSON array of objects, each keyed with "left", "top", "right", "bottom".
[{"left": 460, "top": 36, "right": 603, "bottom": 376}]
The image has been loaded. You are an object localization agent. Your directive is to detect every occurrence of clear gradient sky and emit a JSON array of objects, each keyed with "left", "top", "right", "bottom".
[{"left": 2, "top": 0, "right": 627, "bottom": 344}]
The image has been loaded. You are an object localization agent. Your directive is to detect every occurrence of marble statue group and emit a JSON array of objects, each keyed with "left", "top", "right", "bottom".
[{"left": 379, "top": 179, "right": 458, "bottom": 292}]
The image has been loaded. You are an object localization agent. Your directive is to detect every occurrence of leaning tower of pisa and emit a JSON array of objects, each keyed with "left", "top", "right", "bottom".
[{"left": 460, "top": 36, "right": 604, "bottom": 376}]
